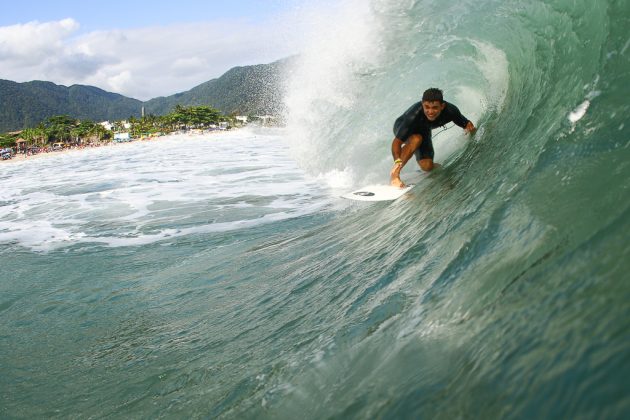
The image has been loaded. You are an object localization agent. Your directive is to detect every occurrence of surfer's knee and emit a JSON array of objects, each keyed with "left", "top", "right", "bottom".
[{"left": 418, "top": 159, "right": 434, "bottom": 172}]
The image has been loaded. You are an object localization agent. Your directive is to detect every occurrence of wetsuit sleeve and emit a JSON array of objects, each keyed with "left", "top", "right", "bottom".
[
  {"left": 393, "top": 102, "right": 423, "bottom": 139},
  {"left": 446, "top": 102, "right": 470, "bottom": 128}
]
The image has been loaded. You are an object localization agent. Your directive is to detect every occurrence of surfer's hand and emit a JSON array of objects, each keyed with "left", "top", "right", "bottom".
[{"left": 464, "top": 121, "right": 476, "bottom": 134}]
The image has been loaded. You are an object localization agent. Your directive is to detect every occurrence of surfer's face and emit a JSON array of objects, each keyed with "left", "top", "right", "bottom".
[{"left": 422, "top": 101, "right": 446, "bottom": 121}]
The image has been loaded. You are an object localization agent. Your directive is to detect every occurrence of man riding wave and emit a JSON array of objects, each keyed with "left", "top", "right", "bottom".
[{"left": 390, "top": 88, "right": 476, "bottom": 187}]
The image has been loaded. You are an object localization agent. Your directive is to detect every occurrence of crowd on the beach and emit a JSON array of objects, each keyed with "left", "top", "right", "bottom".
[
  {"left": 1, "top": 143, "right": 109, "bottom": 161},
  {"left": 0, "top": 138, "right": 151, "bottom": 162},
  {"left": 0, "top": 129, "right": 230, "bottom": 163}
]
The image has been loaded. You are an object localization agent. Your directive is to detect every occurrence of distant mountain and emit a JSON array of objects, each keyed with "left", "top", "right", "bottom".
[
  {"left": 0, "top": 57, "right": 294, "bottom": 132},
  {"left": 144, "top": 57, "right": 293, "bottom": 117},
  {"left": 0, "top": 80, "right": 143, "bottom": 132}
]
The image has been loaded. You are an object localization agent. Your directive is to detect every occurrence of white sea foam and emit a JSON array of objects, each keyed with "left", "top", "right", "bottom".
[
  {"left": 0, "top": 129, "right": 330, "bottom": 251},
  {"left": 568, "top": 100, "right": 590, "bottom": 123}
]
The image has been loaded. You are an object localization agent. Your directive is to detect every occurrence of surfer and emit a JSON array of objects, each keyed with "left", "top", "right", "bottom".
[{"left": 390, "top": 88, "right": 476, "bottom": 188}]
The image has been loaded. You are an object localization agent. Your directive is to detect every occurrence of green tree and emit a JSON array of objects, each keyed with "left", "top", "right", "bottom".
[
  {"left": 0, "top": 135, "right": 14, "bottom": 148},
  {"left": 112, "top": 120, "right": 126, "bottom": 133},
  {"left": 166, "top": 105, "right": 224, "bottom": 128},
  {"left": 92, "top": 123, "right": 111, "bottom": 141},
  {"left": 70, "top": 120, "right": 104, "bottom": 143},
  {"left": 44, "top": 115, "right": 78, "bottom": 143},
  {"left": 21, "top": 128, "right": 39, "bottom": 146},
  {"left": 16, "top": 126, "right": 47, "bottom": 147}
]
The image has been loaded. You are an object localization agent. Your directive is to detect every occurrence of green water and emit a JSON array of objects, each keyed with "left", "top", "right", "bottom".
[{"left": 2, "top": 0, "right": 630, "bottom": 418}]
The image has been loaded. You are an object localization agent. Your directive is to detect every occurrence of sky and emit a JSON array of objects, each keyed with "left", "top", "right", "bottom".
[{"left": 0, "top": 0, "right": 311, "bottom": 100}]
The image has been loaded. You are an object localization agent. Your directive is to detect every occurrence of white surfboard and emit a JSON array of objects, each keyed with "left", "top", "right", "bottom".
[{"left": 341, "top": 184, "right": 415, "bottom": 201}]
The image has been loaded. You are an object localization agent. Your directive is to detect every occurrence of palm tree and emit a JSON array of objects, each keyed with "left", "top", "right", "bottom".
[
  {"left": 91, "top": 123, "right": 110, "bottom": 142},
  {"left": 112, "top": 120, "right": 125, "bottom": 133},
  {"left": 20, "top": 128, "right": 38, "bottom": 147},
  {"left": 45, "top": 115, "right": 77, "bottom": 143},
  {"left": 33, "top": 125, "right": 48, "bottom": 146}
]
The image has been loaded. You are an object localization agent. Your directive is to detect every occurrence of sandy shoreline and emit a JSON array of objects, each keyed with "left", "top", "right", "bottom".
[{"left": 1, "top": 130, "right": 228, "bottom": 165}]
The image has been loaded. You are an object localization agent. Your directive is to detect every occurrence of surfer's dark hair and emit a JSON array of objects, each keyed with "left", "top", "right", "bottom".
[{"left": 422, "top": 88, "right": 444, "bottom": 103}]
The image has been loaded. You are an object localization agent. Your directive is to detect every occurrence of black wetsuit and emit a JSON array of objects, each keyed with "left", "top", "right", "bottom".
[{"left": 393, "top": 101, "right": 471, "bottom": 160}]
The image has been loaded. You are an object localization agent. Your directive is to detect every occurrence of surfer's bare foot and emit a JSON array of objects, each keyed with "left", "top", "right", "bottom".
[
  {"left": 391, "top": 178, "right": 405, "bottom": 188},
  {"left": 390, "top": 164, "right": 405, "bottom": 188}
]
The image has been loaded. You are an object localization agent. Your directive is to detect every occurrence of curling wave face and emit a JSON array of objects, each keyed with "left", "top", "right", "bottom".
[{"left": 1, "top": 0, "right": 629, "bottom": 418}]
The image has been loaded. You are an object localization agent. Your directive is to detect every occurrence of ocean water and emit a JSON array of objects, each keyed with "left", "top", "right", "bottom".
[{"left": 2, "top": 0, "right": 629, "bottom": 418}]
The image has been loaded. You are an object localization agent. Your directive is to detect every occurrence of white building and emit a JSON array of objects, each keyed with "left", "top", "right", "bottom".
[{"left": 114, "top": 132, "right": 131, "bottom": 141}]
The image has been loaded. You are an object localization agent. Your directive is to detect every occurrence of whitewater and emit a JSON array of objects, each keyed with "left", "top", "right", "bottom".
[{"left": 1, "top": 0, "right": 629, "bottom": 418}]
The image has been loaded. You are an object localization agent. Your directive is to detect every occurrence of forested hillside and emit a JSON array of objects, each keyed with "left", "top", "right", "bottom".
[
  {"left": 0, "top": 80, "right": 143, "bottom": 132},
  {"left": 0, "top": 57, "right": 293, "bottom": 132}
]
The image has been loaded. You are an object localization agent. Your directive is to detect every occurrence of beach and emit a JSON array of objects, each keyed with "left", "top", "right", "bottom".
[
  {"left": 1, "top": 130, "right": 229, "bottom": 164},
  {"left": 3, "top": 143, "right": 116, "bottom": 163}
]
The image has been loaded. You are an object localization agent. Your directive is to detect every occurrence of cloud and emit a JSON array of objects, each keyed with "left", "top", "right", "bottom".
[
  {"left": 107, "top": 70, "right": 133, "bottom": 94},
  {"left": 0, "top": 17, "right": 300, "bottom": 100},
  {"left": 0, "top": 18, "right": 79, "bottom": 67},
  {"left": 171, "top": 56, "right": 208, "bottom": 76}
]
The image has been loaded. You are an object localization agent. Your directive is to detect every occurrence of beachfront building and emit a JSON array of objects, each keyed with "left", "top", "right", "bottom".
[
  {"left": 114, "top": 132, "right": 131, "bottom": 142},
  {"left": 235, "top": 116, "right": 248, "bottom": 124},
  {"left": 15, "top": 138, "right": 27, "bottom": 152}
]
